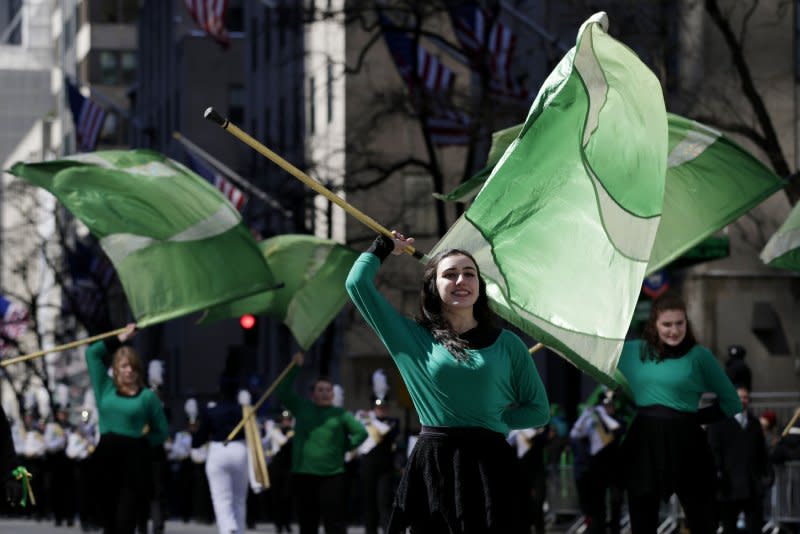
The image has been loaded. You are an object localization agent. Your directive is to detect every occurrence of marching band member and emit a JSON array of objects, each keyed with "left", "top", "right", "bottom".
[
  {"left": 193, "top": 374, "right": 250, "bottom": 534},
  {"left": 265, "top": 411, "right": 294, "bottom": 533},
  {"left": 276, "top": 353, "right": 368, "bottom": 534},
  {"left": 357, "top": 370, "right": 400, "bottom": 534},
  {"left": 45, "top": 404, "right": 74, "bottom": 526}
]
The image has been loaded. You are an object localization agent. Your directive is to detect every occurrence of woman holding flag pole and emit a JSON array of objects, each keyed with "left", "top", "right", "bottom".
[
  {"left": 345, "top": 231, "right": 550, "bottom": 533},
  {"left": 85, "top": 323, "right": 169, "bottom": 534}
]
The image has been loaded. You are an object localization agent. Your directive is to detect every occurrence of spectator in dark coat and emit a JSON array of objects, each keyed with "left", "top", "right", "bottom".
[
  {"left": 725, "top": 345, "right": 752, "bottom": 391},
  {"left": 708, "top": 385, "right": 769, "bottom": 534}
]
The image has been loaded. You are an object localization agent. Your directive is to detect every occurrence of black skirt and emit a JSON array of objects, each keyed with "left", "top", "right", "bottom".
[
  {"left": 92, "top": 432, "right": 154, "bottom": 499},
  {"left": 387, "top": 426, "right": 524, "bottom": 534},
  {"left": 620, "top": 406, "right": 716, "bottom": 501}
]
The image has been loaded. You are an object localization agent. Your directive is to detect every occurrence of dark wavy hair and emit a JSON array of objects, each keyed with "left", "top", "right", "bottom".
[
  {"left": 416, "top": 249, "right": 493, "bottom": 361},
  {"left": 640, "top": 290, "right": 697, "bottom": 363}
]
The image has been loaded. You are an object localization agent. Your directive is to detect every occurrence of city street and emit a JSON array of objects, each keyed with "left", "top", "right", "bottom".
[{"left": 0, "top": 519, "right": 370, "bottom": 533}]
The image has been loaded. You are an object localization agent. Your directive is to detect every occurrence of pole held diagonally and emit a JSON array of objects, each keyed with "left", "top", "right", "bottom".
[
  {"left": 1, "top": 327, "right": 130, "bottom": 367},
  {"left": 224, "top": 359, "right": 297, "bottom": 444},
  {"left": 203, "top": 107, "right": 427, "bottom": 261}
]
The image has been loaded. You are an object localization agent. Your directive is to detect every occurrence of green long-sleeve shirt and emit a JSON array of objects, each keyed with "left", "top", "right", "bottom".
[
  {"left": 85, "top": 341, "right": 169, "bottom": 446},
  {"left": 345, "top": 252, "right": 550, "bottom": 435},
  {"left": 276, "top": 366, "right": 367, "bottom": 476},
  {"left": 617, "top": 339, "right": 742, "bottom": 416}
]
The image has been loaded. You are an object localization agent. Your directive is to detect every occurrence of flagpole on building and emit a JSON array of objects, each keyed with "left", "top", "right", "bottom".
[
  {"left": 203, "top": 107, "right": 428, "bottom": 261},
  {"left": 172, "top": 132, "right": 293, "bottom": 218},
  {"left": 0, "top": 327, "right": 130, "bottom": 367},
  {"left": 499, "top": 0, "right": 570, "bottom": 53}
]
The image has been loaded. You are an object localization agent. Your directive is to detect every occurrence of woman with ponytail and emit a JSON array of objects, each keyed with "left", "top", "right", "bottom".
[{"left": 346, "top": 231, "right": 550, "bottom": 534}]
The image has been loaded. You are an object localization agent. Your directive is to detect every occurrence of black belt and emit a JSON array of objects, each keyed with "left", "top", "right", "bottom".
[{"left": 636, "top": 404, "right": 695, "bottom": 420}]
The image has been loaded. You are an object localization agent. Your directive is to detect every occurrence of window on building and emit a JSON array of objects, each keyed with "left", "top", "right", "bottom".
[
  {"left": 5, "top": 0, "right": 22, "bottom": 45},
  {"left": 229, "top": 85, "right": 245, "bottom": 125},
  {"left": 326, "top": 60, "right": 333, "bottom": 123},
  {"left": 121, "top": 52, "right": 136, "bottom": 84},
  {"left": 99, "top": 51, "right": 119, "bottom": 84},
  {"left": 88, "top": 50, "right": 137, "bottom": 86},
  {"left": 90, "top": 0, "right": 138, "bottom": 23},
  {"left": 308, "top": 77, "right": 315, "bottom": 135}
]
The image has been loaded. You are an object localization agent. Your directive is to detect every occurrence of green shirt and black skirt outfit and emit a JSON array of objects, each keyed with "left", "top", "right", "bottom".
[
  {"left": 346, "top": 245, "right": 550, "bottom": 534},
  {"left": 86, "top": 339, "right": 169, "bottom": 534},
  {"left": 617, "top": 339, "right": 742, "bottom": 534}
]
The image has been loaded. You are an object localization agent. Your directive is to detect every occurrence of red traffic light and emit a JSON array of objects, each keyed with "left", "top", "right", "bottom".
[{"left": 239, "top": 314, "right": 256, "bottom": 330}]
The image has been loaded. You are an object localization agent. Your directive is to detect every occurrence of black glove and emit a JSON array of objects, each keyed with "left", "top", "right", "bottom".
[{"left": 366, "top": 234, "right": 395, "bottom": 262}]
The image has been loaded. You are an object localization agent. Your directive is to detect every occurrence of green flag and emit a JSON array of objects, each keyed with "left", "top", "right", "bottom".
[
  {"left": 648, "top": 113, "right": 784, "bottom": 273},
  {"left": 9, "top": 150, "right": 277, "bottom": 327},
  {"left": 761, "top": 203, "right": 800, "bottom": 271},
  {"left": 439, "top": 113, "right": 784, "bottom": 274},
  {"left": 200, "top": 234, "right": 359, "bottom": 350},
  {"left": 431, "top": 12, "right": 668, "bottom": 387}
]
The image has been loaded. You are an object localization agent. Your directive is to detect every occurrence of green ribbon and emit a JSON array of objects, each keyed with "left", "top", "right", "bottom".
[{"left": 10, "top": 466, "right": 33, "bottom": 507}]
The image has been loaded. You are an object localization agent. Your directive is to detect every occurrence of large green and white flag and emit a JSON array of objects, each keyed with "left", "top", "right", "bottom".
[
  {"left": 200, "top": 234, "right": 359, "bottom": 350},
  {"left": 431, "top": 13, "right": 668, "bottom": 386},
  {"left": 761, "top": 203, "right": 800, "bottom": 271},
  {"left": 648, "top": 113, "right": 784, "bottom": 273},
  {"left": 438, "top": 113, "right": 784, "bottom": 275},
  {"left": 9, "top": 150, "right": 278, "bottom": 327}
]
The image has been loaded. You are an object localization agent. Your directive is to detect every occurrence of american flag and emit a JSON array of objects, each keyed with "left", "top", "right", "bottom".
[
  {"left": 379, "top": 13, "right": 470, "bottom": 146},
  {"left": 185, "top": 150, "right": 248, "bottom": 212},
  {"left": 450, "top": 4, "right": 530, "bottom": 101},
  {"left": 0, "top": 295, "right": 28, "bottom": 355},
  {"left": 66, "top": 79, "right": 107, "bottom": 152},
  {"left": 66, "top": 240, "right": 115, "bottom": 332},
  {"left": 184, "top": 0, "right": 230, "bottom": 48}
]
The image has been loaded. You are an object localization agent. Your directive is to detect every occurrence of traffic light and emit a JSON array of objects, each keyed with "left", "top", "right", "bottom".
[
  {"left": 240, "top": 314, "right": 256, "bottom": 330},
  {"left": 240, "top": 314, "right": 259, "bottom": 346}
]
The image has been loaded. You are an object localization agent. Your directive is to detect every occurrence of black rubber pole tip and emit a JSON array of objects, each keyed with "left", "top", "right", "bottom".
[{"left": 204, "top": 107, "right": 227, "bottom": 127}]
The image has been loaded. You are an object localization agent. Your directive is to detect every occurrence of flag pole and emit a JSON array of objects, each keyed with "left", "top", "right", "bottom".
[
  {"left": 0, "top": 327, "right": 130, "bottom": 367},
  {"left": 224, "top": 358, "right": 297, "bottom": 444},
  {"left": 528, "top": 342, "right": 544, "bottom": 354},
  {"left": 172, "top": 131, "right": 293, "bottom": 218},
  {"left": 203, "top": 107, "right": 427, "bottom": 261},
  {"left": 782, "top": 406, "right": 800, "bottom": 437}
]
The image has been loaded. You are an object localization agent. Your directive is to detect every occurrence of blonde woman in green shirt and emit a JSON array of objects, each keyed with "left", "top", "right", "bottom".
[
  {"left": 346, "top": 232, "right": 550, "bottom": 534},
  {"left": 617, "top": 292, "right": 742, "bottom": 534},
  {"left": 85, "top": 323, "right": 168, "bottom": 534}
]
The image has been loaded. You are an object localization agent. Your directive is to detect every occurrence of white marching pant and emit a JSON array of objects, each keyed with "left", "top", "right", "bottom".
[{"left": 206, "top": 440, "right": 249, "bottom": 534}]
